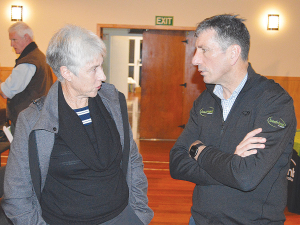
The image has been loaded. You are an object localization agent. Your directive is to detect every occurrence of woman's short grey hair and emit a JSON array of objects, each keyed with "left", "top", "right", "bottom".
[
  {"left": 8, "top": 22, "right": 34, "bottom": 39},
  {"left": 195, "top": 14, "right": 250, "bottom": 61},
  {"left": 46, "top": 24, "right": 106, "bottom": 81}
]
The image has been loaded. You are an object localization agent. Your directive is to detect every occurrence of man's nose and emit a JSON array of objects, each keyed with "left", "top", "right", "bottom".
[{"left": 192, "top": 52, "right": 202, "bottom": 65}]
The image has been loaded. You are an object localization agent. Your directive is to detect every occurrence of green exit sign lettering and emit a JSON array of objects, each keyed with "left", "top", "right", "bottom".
[{"left": 155, "top": 16, "right": 173, "bottom": 26}]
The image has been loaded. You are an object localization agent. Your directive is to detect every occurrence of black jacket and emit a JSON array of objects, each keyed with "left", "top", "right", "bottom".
[{"left": 170, "top": 64, "right": 297, "bottom": 224}]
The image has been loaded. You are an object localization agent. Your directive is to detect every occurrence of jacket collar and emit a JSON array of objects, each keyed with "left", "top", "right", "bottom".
[
  {"left": 15, "top": 42, "right": 38, "bottom": 65},
  {"left": 32, "top": 81, "right": 59, "bottom": 133},
  {"left": 206, "top": 63, "right": 261, "bottom": 95},
  {"left": 31, "top": 81, "right": 119, "bottom": 133},
  {"left": 98, "top": 82, "right": 119, "bottom": 104}
]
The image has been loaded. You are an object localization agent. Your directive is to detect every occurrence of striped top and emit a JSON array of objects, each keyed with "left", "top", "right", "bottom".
[{"left": 74, "top": 106, "right": 92, "bottom": 126}]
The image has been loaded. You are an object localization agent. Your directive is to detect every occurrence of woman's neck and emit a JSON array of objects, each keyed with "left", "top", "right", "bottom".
[{"left": 61, "top": 83, "right": 88, "bottom": 109}]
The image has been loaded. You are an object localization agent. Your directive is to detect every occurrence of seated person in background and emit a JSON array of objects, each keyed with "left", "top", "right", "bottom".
[
  {"left": 0, "top": 22, "right": 53, "bottom": 134},
  {"left": 2, "top": 24, "right": 153, "bottom": 225}
]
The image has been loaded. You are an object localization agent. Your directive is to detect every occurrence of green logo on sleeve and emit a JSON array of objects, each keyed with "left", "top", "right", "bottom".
[
  {"left": 200, "top": 107, "right": 214, "bottom": 117},
  {"left": 267, "top": 117, "right": 286, "bottom": 128}
]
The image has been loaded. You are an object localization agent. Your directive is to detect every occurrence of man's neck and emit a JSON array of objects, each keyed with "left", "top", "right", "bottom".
[
  {"left": 221, "top": 62, "right": 248, "bottom": 99},
  {"left": 17, "top": 42, "right": 36, "bottom": 59}
]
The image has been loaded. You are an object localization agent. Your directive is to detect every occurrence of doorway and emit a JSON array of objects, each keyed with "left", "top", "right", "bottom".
[
  {"left": 102, "top": 28, "right": 143, "bottom": 99},
  {"left": 98, "top": 24, "right": 205, "bottom": 141}
]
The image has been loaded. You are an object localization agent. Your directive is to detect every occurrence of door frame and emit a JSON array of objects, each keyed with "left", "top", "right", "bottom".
[
  {"left": 97, "top": 24, "right": 196, "bottom": 39},
  {"left": 97, "top": 24, "right": 197, "bottom": 141}
]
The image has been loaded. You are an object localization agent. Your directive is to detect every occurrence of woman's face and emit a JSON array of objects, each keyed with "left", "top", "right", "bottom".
[{"left": 68, "top": 56, "right": 106, "bottom": 99}]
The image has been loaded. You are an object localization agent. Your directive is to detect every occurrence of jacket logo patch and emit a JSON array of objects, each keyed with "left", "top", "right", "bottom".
[
  {"left": 242, "top": 111, "right": 250, "bottom": 116},
  {"left": 267, "top": 117, "right": 286, "bottom": 129},
  {"left": 200, "top": 107, "right": 214, "bottom": 117}
]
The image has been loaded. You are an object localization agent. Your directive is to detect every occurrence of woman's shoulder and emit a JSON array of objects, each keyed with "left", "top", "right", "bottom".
[{"left": 17, "top": 97, "right": 45, "bottom": 125}]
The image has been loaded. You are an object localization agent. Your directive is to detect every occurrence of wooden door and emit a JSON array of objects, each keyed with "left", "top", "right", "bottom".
[
  {"left": 140, "top": 30, "right": 186, "bottom": 140},
  {"left": 182, "top": 31, "right": 206, "bottom": 125},
  {"left": 140, "top": 30, "right": 205, "bottom": 140}
]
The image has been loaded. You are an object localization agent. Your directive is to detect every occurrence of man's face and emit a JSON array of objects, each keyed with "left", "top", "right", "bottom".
[
  {"left": 192, "top": 29, "right": 231, "bottom": 85},
  {"left": 9, "top": 32, "right": 29, "bottom": 54}
]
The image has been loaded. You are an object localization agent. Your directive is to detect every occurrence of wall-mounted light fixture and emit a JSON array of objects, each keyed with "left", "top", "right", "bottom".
[
  {"left": 11, "top": 5, "right": 23, "bottom": 21},
  {"left": 267, "top": 14, "right": 279, "bottom": 30}
]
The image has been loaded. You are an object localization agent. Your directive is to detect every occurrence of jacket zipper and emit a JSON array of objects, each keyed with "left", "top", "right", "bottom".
[{"left": 220, "top": 119, "right": 225, "bottom": 136}]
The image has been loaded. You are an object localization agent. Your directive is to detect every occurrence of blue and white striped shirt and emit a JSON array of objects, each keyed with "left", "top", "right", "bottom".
[
  {"left": 213, "top": 74, "right": 248, "bottom": 121},
  {"left": 74, "top": 106, "right": 92, "bottom": 126}
]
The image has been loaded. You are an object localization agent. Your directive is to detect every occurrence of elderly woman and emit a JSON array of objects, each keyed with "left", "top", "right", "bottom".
[{"left": 2, "top": 25, "right": 153, "bottom": 225}]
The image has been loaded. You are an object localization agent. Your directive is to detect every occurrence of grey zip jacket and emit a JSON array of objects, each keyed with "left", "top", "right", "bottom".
[{"left": 2, "top": 81, "right": 154, "bottom": 225}]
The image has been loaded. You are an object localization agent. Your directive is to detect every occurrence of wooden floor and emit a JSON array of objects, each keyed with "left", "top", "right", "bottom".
[
  {"left": 1, "top": 141, "right": 300, "bottom": 224},
  {"left": 140, "top": 140, "right": 194, "bottom": 224},
  {"left": 0, "top": 91, "right": 300, "bottom": 224},
  {"left": 139, "top": 140, "right": 300, "bottom": 225}
]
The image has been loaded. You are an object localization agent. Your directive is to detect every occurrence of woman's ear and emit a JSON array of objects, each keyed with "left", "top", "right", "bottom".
[{"left": 60, "top": 66, "right": 72, "bottom": 82}]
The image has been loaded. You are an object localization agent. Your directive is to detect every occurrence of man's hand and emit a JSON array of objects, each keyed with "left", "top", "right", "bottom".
[
  {"left": 189, "top": 140, "right": 206, "bottom": 161},
  {"left": 0, "top": 80, "right": 7, "bottom": 98},
  {"left": 0, "top": 86, "right": 8, "bottom": 99},
  {"left": 235, "top": 128, "right": 266, "bottom": 157}
]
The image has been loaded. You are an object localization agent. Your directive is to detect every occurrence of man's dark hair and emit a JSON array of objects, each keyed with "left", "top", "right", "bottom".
[{"left": 195, "top": 14, "right": 250, "bottom": 61}]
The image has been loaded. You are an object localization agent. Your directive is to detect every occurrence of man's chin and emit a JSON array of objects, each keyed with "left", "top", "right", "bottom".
[
  {"left": 202, "top": 77, "right": 213, "bottom": 84},
  {"left": 202, "top": 76, "right": 208, "bottom": 83}
]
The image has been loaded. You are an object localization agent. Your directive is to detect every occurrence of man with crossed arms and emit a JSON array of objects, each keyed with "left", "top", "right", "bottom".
[{"left": 170, "top": 14, "right": 296, "bottom": 225}]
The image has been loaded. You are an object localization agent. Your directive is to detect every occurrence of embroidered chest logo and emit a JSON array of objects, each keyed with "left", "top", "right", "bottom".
[
  {"left": 200, "top": 107, "right": 214, "bottom": 117},
  {"left": 267, "top": 117, "right": 286, "bottom": 129}
]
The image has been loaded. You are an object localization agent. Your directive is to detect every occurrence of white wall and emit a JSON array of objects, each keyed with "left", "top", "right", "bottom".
[
  {"left": 102, "top": 28, "right": 142, "bottom": 83},
  {"left": 1, "top": 0, "right": 300, "bottom": 77}
]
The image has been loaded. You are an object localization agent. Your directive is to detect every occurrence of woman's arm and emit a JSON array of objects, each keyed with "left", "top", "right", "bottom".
[
  {"left": 127, "top": 129, "right": 154, "bottom": 225},
  {"left": 2, "top": 109, "right": 46, "bottom": 224}
]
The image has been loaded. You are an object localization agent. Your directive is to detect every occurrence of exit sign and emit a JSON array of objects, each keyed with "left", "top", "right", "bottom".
[{"left": 155, "top": 16, "right": 173, "bottom": 26}]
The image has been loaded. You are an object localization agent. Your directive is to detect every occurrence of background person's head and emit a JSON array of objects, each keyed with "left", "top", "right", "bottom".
[
  {"left": 46, "top": 24, "right": 106, "bottom": 81},
  {"left": 8, "top": 22, "right": 33, "bottom": 54},
  {"left": 195, "top": 14, "right": 250, "bottom": 61}
]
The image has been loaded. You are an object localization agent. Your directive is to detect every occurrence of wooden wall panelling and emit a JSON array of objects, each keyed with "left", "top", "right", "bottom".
[
  {"left": 1, "top": 67, "right": 299, "bottom": 128},
  {"left": 0, "top": 67, "right": 57, "bottom": 110},
  {"left": 0, "top": 67, "right": 12, "bottom": 109}
]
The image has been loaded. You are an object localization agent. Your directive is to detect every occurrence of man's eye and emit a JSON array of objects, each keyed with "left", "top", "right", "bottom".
[{"left": 202, "top": 49, "right": 207, "bottom": 53}]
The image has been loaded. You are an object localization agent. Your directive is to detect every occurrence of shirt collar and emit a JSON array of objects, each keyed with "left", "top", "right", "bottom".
[{"left": 213, "top": 73, "right": 248, "bottom": 100}]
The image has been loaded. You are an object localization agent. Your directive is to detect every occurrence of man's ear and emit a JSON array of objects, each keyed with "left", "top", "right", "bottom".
[
  {"left": 60, "top": 66, "right": 72, "bottom": 82},
  {"left": 229, "top": 44, "right": 241, "bottom": 65},
  {"left": 24, "top": 33, "right": 32, "bottom": 43}
]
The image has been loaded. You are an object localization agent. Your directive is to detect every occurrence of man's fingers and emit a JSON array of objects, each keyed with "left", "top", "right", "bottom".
[
  {"left": 240, "top": 149, "right": 258, "bottom": 158},
  {"left": 238, "top": 136, "right": 266, "bottom": 151},
  {"left": 242, "top": 128, "right": 262, "bottom": 142},
  {"left": 235, "top": 128, "right": 266, "bottom": 157},
  {"left": 235, "top": 143, "right": 265, "bottom": 156}
]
